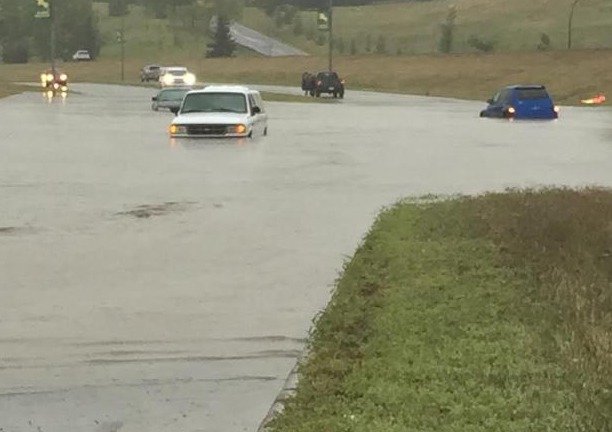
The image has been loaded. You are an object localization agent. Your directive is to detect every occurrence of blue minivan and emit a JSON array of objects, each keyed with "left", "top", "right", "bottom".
[{"left": 480, "top": 85, "right": 559, "bottom": 120}]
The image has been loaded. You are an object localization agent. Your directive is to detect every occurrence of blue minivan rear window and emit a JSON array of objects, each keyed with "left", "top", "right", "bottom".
[{"left": 517, "top": 88, "right": 549, "bottom": 100}]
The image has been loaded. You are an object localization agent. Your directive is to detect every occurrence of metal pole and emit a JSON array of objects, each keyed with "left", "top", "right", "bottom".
[
  {"left": 328, "top": 0, "right": 333, "bottom": 71},
  {"left": 120, "top": 17, "right": 125, "bottom": 81},
  {"left": 567, "top": 0, "right": 580, "bottom": 49},
  {"left": 50, "top": 0, "right": 56, "bottom": 73}
]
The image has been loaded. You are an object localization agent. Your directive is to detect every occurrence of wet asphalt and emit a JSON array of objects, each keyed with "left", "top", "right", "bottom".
[{"left": 1, "top": 83, "right": 612, "bottom": 432}]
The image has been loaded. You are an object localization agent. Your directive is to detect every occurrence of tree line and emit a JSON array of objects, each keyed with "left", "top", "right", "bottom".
[
  {"left": 0, "top": 0, "right": 431, "bottom": 63},
  {"left": 0, "top": 0, "right": 100, "bottom": 63}
]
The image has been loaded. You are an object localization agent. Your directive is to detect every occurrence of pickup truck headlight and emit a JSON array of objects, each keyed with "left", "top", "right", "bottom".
[
  {"left": 169, "top": 124, "right": 187, "bottom": 135},
  {"left": 162, "top": 75, "right": 174, "bottom": 85},
  {"left": 227, "top": 124, "right": 247, "bottom": 134},
  {"left": 184, "top": 73, "right": 196, "bottom": 85},
  {"left": 59, "top": 73, "right": 68, "bottom": 81}
]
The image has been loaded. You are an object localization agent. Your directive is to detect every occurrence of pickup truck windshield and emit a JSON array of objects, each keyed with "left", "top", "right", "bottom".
[{"left": 181, "top": 93, "right": 248, "bottom": 114}]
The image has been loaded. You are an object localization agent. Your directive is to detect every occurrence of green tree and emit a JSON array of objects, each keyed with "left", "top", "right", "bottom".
[
  {"left": 438, "top": 5, "right": 457, "bottom": 53},
  {"left": 335, "top": 36, "right": 345, "bottom": 54},
  {"left": 316, "top": 32, "right": 326, "bottom": 46},
  {"left": 0, "top": 0, "right": 35, "bottom": 63},
  {"left": 206, "top": 14, "right": 235, "bottom": 57},
  {"left": 375, "top": 34, "right": 386, "bottom": 53},
  {"left": 31, "top": 0, "right": 100, "bottom": 61},
  {"left": 214, "top": 0, "right": 242, "bottom": 20},
  {"left": 305, "top": 25, "right": 315, "bottom": 41},
  {"left": 108, "top": 0, "right": 128, "bottom": 17},
  {"left": 292, "top": 14, "right": 303, "bottom": 35},
  {"left": 144, "top": 0, "right": 166, "bottom": 18}
]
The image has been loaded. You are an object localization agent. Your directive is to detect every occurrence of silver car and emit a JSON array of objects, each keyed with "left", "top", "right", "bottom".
[{"left": 151, "top": 87, "right": 191, "bottom": 112}]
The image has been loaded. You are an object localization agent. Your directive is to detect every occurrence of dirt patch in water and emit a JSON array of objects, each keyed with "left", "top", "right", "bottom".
[{"left": 116, "top": 201, "right": 195, "bottom": 219}]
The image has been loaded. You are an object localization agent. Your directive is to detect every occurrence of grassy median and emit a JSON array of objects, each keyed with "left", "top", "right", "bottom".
[
  {"left": 242, "top": 0, "right": 612, "bottom": 56},
  {"left": 269, "top": 188, "right": 611, "bottom": 432},
  {"left": 2, "top": 49, "right": 612, "bottom": 105}
]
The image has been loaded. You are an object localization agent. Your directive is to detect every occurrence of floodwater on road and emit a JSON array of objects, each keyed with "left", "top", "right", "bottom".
[{"left": 1, "top": 84, "right": 611, "bottom": 432}]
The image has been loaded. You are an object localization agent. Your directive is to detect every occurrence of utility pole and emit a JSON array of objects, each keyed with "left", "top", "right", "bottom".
[
  {"left": 567, "top": 0, "right": 580, "bottom": 49},
  {"left": 117, "top": 18, "right": 125, "bottom": 81},
  {"left": 35, "top": 0, "right": 55, "bottom": 72},
  {"left": 328, "top": 0, "right": 333, "bottom": 71},
  {"left": 317, "top": 2, "right": 334, "bottom": 71},
  {"left": 50, "top": 0, "right": 56, "bottom": 73}
]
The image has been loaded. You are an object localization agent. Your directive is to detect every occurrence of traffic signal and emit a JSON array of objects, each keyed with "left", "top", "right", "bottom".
[
  {"left": 317, "top": 9, "right": 330, "bottom": 31},
  {"left": 35, "top": 0, "right": 50, "bottom": 19}
]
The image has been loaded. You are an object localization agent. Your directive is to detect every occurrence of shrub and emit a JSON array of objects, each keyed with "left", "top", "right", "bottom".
[
  {"left": 292, "top": 15, "right": 303, "bottom": 36},
  {"left": 2, "top": 41, "right": 29, "bottom": 64},
  {"left": 376, "top": 35, "right": 386, "bottom": 54},
  {"left": 467, "top": 35, "right": 495, "bottom": 52},
  {"left": 537, "top": 33, "right": 552, "bottom": 51},
  {"left": 438, "top": 5, "right": 457, "bottom": 53},
  {"left": 283, "top": 5, "right": 298, "bottom": 25},
  {"left": 273, "top": 7, "right": 284, "bottom": 28},
  {"left": 305, "top": 26, "right": 315, "bottom": 41}
]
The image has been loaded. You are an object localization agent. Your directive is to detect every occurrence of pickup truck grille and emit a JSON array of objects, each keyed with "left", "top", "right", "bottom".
[{"left": 186, "top": 124, "right": 228, "bottom": 136}]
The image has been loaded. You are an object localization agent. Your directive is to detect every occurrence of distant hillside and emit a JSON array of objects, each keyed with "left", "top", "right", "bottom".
[
  {"left": 240, "top": 0, "right": 612, "bottom": 55},
  {"left": 94, "top": 2, "right": 211, "bottom": 61}
]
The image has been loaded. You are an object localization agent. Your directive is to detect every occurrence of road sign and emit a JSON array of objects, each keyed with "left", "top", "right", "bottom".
[
  {"left": 317, "top": 10, "right": 329, "bottom": 31},
  {"left": 35, "top": 0, "right": 50, "bottom": 18}
]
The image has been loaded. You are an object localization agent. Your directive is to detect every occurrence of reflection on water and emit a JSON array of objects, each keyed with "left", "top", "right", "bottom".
[
  {"left": 169, "top": 137, "right": 250, "bottom": 149},
  {"left": 43, "top": 90, "right": 68, "bottom": 104}
]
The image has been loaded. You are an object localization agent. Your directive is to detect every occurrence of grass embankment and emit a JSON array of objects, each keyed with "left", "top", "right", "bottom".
[
  {"left": 93, "top": 2, "right": 208, "bottom": 60},
  {"left": 0, "top": 82, "right": 38, "bottom": 99},
  {"left": 2, "top": 49, "right": 612, "bottom": 104},
  {"left": 269, "top": 189, "right": 612, "bottom": 432},
  {"left": 241, "top": 0, "right": 612, "bottom": 55}
]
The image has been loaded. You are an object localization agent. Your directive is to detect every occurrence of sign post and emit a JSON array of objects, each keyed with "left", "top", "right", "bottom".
[
  {"left": 116, "top": 21, "right": 125, "bottom": 82},
  {"left": 35, "top": 0, "right": 55, "bottom": 73},
  {"left": 317, "top": 1, "right": 333, "bottom": 71}
]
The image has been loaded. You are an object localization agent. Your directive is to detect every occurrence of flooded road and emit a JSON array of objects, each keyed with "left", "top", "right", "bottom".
[{"left": 1, "top": 84, "right": 611, "bottom": 432}]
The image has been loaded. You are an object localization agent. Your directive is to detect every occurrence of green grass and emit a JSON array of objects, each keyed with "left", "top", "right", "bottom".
[
  {"left": 268, "top": 189, "right": 612, "bottom": 431},
  {"left": 0, "top": 82, "right": 39, "bottom": 99},
  {"left": 4, "top": 48, "right": 612, "bottom": 105},
  {"left": 94, "top": 2, "right": 212, "bottom": 60},
  {"left": 241, "top": 0, "right": 612, "bottom": 55},
  {"left": 92, "top": 0, "right": 612, "bottom": 61}
]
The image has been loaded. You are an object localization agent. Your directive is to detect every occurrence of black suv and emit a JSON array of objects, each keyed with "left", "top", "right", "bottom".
[
  {"left": 140, "top": 64, "right": 161, "bottom": 82},
  {"left": 314, "top": 71, "right": 345, "bottom": 98}
]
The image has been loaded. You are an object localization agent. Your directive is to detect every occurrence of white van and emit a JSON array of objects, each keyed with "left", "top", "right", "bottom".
[{"left": 169, "top": 86, "right": 268, "bottom": 138}]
